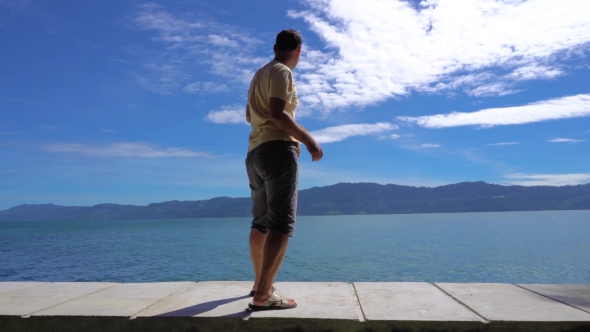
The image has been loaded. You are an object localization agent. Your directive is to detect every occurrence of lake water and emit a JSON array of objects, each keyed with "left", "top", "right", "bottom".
[{"left": 1, "top": 210, "right": 589, "bottom": 284}]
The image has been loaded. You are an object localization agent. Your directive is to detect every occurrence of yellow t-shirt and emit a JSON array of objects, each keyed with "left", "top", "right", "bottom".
[{"left": 247, "top": 60, "right": 300, "bottom": 156}]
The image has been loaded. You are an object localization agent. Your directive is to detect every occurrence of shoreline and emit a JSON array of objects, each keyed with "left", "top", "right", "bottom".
[{"left": 0, "top": 208, "right": 589, "bottom": 223}]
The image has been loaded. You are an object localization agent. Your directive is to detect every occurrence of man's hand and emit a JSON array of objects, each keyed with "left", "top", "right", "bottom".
[
  {"left": 306, "top": 138, "right": 323, "bottom": 162},
  {"left": 300, "top": 125, "right": 322, "bottom": 161}
]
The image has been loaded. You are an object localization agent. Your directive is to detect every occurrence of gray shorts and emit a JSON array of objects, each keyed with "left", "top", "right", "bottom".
[{"left": 246, "top": 140, "right": 299, "bottom": 237}]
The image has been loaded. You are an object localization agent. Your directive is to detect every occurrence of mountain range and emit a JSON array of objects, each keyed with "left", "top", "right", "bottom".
[{"left": 1, "top": 181, "right": 589, "bottom": 222}]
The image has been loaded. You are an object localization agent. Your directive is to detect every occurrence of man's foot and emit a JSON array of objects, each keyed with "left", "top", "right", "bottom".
[{"left": 249, "top": 292, "right": 297, "bottom": 311}]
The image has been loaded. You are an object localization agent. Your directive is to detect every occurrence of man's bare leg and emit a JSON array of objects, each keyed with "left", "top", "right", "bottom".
[
  {"left": 252, "top": 230, "right": 295, "bottom": 306},
  {"left": 249, "top": 228, "right": 266, "bottom": 292}
]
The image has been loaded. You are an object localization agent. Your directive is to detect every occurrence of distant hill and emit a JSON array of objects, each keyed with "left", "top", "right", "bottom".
[{"left": 1, "top": 181, "right": 589, "bottom": 222}]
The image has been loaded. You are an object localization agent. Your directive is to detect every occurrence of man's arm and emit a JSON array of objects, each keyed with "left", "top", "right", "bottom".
[
  {"left": 269, "top": 97, "right": 323, "bottom": 162},
  {"left": 246, "top": 105, "right": 251, "bottom": 124}
]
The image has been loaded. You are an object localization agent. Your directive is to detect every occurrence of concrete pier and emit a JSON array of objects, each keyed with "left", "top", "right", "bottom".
[{"left": 0, "top": 281, "right": 589, "bottom": 332}]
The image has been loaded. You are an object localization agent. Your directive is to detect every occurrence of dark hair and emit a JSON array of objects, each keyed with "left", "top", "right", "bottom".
[{"left": 275, "top": 29, "right": 302, "bottom": 52}]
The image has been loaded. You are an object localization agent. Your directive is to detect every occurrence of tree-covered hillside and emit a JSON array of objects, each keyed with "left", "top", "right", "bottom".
[{"left": 1, "top": 182, "right": 589, "bottom": 221}]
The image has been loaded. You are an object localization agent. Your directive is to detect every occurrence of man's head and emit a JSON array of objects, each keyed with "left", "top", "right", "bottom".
[{"left": 274, "top": 29, "right": 302, "bottom": 69}]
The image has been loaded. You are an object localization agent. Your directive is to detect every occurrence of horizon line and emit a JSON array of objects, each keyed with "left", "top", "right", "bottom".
[{"left": 2, "top": 180, "right": 589, "bottom": 211}]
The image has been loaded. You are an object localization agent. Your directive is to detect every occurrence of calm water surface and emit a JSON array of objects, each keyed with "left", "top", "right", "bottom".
[{"left": 1, "top": 210, "right": 589, "bottom": 283}]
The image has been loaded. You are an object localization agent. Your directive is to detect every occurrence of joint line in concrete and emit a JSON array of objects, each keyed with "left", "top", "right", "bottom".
[
  {"left": 514, "top": 284, "right": 590, "bottom": 315},
  {"left": 21, "top": 282, "right": 120, "bottom": 318},
  {"left": 350, "top": 283, "right": 366, "bottom": 323},
  {"left": 432, "top": 283, "right": 490, "bottom": 323},
  {"left": 129, "top": 282, "right": 198, "bottom": 320},
  {"left": 0, "top": 282, "right": 50, "bottom": 297}
]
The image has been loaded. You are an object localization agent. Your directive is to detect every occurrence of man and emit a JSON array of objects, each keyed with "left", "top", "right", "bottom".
[{"left": 245, "top": 29, "right": 323, "bottom": 311}]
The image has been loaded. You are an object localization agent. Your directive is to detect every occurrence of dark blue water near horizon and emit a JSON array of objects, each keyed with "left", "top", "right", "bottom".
[{"left": 1, "top": 210, "right": 589, "bottom": 284}]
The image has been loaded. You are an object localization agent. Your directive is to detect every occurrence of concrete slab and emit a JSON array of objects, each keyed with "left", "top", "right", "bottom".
[
  {"left": 354, "top": 282, "right": 485, "bottom": 322},
  {"left": 0, "top": 282, "right": 48, "bottom": 295},
  {"left": 32, "top": 282, "right": 193, "bottom": 317},
  {"left": 436, "top": 283, "right": 590, "bottom": 322},
  {"left": 517, "top": 284, "right": 590, "bottom": 314},
  {"left": 0, "top": 282, "right": 116, "bottom": 316},
  {"left": 136, "top": 281, "right": 252, "bottom": 318},
  {"left": 132, "top": 281, "right": 253, "bottom": 332},
  {"left": 247, "top": 282, "right": 361, "bottom": 332},
  {"left": 248, "top": 282, "right": 358, "bottom": 320}
]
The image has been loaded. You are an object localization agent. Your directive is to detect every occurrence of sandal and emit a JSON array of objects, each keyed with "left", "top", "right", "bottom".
[
  {"left": 248, "top": 292, "right": 297, "bottom": 311},
  {"left": 249, "top": 285, "right": 275, "bottom": 297}
]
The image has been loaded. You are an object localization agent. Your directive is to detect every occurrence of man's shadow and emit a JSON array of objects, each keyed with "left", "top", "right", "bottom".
[{"left": 155, "top": 295, "right": 252, "bottom": 318}]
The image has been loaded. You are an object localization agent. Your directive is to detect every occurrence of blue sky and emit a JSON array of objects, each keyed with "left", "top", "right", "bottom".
[{"left": 1, "top": 0, "right": 589, "bottom": 209}]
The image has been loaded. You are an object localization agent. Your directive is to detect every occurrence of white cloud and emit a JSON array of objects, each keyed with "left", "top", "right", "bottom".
[
  {"left": 208, "top": 34, "right": 238, "bottom": 48},
  {"left": 183, "top": 82, "right": 228, "bottom": 94},
  {"left": 102, "top": 129, "right": 115, "bottom": 133},
  {"left": 130, "top": 3, "right": 266, "bottom": 94},
  {"left": 378, "top": 133, "right": 400, "bottom": 140},
  {"left": 378, "top": 134, "right": 401, "bottom": 140},
  {"left": 135, "top": 63, "right": 192, "bottom": 95},
  {"left": 421, "top": 143, "right": 441, "bottom": 148},
  {"left": 548, "top": 138, "right": 587, "bottom": 143},
  {"left": 506, "top": 65, "right": 563, "bottom": 81},
  {"left": 205, "top": 105, "right": 247, "bottom": 125},
  {"left": 398, "top": 93, "right": 590, "bottom": 128},
  {"left": 505, "top": 173, "right": 590, "bottom": 186},
  {"left": 291, "top": 0, "right": 590, "bottom": 111},
  {"left": 43, "top": 142, "right": 210, "bottom": 158},
  {"left": 310, "top": 122, "right": 397, "bottom": 143},
  {"left": 133, "top": 3, "right": 197, "bottom": 34},
  {"left": 485, "top": 142, "right": 521, "bottom": 146},
  {"left": 467, "top": 83, "right": 520, "bottom": 97}
]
